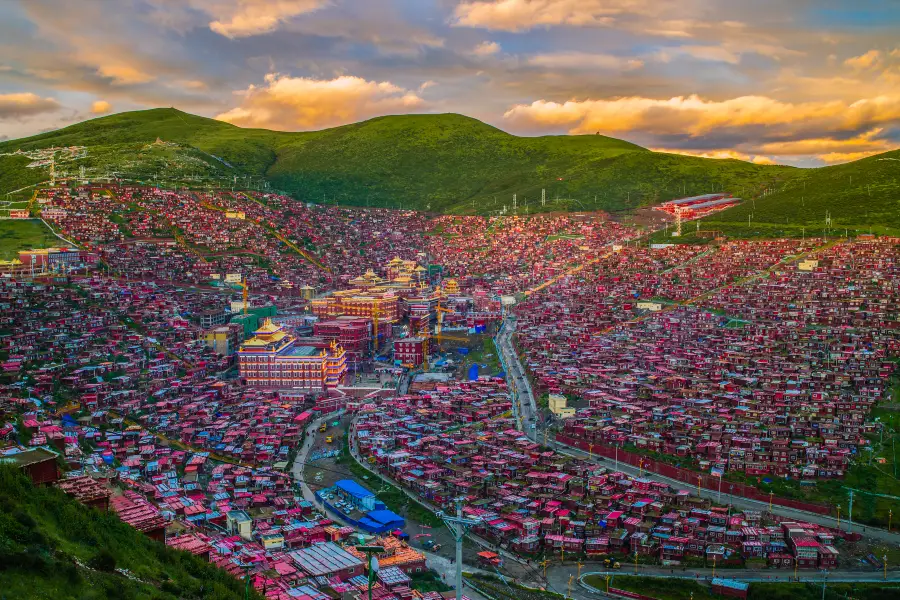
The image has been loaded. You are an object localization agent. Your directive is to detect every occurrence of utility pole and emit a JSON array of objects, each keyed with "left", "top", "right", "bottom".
[
  {"left": 356, "top": 544, "right": 386, "bottom": 600},
  {"left": 512, "top": 194, "right": 517, "bottom": 217},
  {"left": 541, "top": 188, "right": 546, "bottom": 207},
  {"left": 539, "top": 559, "right": 551, "bottom": 579},
  {"left": 848, "top": 490, "right": 854, "bottom": 532},
  {"left": 439, "top": 499, "right": 480, "bottom": 600}
]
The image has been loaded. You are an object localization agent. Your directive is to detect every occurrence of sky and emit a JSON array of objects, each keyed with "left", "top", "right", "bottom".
[{"left": 2, "top": 0, "right": 900, "bottom": 166}]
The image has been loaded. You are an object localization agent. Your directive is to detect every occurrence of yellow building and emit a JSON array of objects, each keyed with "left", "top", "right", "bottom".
[
  {"left": 311, "top": 290, "right": 401, "bottom": 322},
  {"left": 548, "top": 394, "right": 576, "bottom": 419},
  {"left": 202, "top": 323, "right": 244, "bottom": 355},
  {"left": 442, "top": 278, "right": 460, "bottom": 295},
  {"left": 238, "top": 319, "right": 348, "bottom": 390}
]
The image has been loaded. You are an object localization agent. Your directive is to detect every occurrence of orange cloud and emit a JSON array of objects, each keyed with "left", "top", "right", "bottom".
[
  {"left": 453, "top": 0, "right": 641, "bottom": 32},
  {"left": 215, "top": 74, "right": 427, "bottom": 130},
  {"left": 503, "top": 94, "right": 900, "bottom": 138},
  {"left": 505, "top": 93, "right": 900, "bottom": 164},
  {"left": 90, "top": 100, "right": 112, "bottom": 114},
  {"left": 0, "top": 93, "right": 61, "bottom": 119},
  {"left": 754, "top": 130, "right": 893, "bottom": 163},
  {"left": 206, "top": 0, "right": 327, "bottom": 38},
  {"left": 844, "top": 49, "right": 882, "bottom": 71},
  {"left": 96, "top": 63, "right": 155, "bottom": 85},
  {"left": 527, "top": 51, "right": 644, "bottom": 70},
  {"left": 472, "top": 41, "right": 501, "bottom": 56},
  {"left": 817, "top": 151, "right": 883, "bottom": 163},
  {"left": 651, "top": 148, "right": 776, "bottom": 165}
]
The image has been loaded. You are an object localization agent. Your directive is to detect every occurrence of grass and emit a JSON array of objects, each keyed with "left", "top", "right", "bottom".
[
  {"left": 0, "top": 464, "right": 261, "bottom": 600},
  {"left": 748, "top": 582, "right": 900, "bottom": 600},
  {"left": 466, "top": 572, "right": 565, "bottom": 600},
  {"left": 410, "top": 570, "right": 452, "bottom": 593},
  {"left": 584, "top": 574, "right": 717, "bottom": 600},
  {"left": 5, "top": 108, "right": 899, "bottom": 227},
  {"left": 686, "top": 149, "right": 900, "bottom": 239},
  {"left": 0, "top": 219, "right": 66, "bottom": 259},
  {"left": 0, "top": 155, "right": 47, "bottom": 195},
  {"left": 1, "top": 108, "right": 796, "bottom": 215},
  {"left": 456, "top": 334, "right": 502, "bottom": 376}
]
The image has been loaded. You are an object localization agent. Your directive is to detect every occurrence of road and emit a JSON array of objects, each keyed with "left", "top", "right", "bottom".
[
  {"left": 494, "top": 316, "right": 540, "bottom": 438},
  {"left": 291, "top": 414, "right": 328, "bottom": 504}
]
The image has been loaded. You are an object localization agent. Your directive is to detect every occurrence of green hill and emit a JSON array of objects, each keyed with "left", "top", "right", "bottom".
[
  {"left": 0, "top": 108, "right": 794, "bottom": 214},
  {"left": 685, "top": 149, "right": 900, "bottom": 239},
  {"left": 0, "top": 465, "right": 260, "bottom": 599}
]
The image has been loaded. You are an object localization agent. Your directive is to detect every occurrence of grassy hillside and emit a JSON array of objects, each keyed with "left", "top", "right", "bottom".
[
  {"left": 0, "top": 108, "right": 793, "bottom": 215},
  {"left": 0, "top": 465, "right": 259, "bottom": 599},
  {"left": 685, "top": 149, "right": 900, "bottom": 238},
  {"left": 0, "top": 220, "right": 67, "bottom": 259}
]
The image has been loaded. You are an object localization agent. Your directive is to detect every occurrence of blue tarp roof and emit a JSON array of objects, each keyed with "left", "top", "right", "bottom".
[
  {"left": 712, "top": 579, "right": 749, "bottom": 591},
  {"left": 365, "top": 510, "right": 404, "bottom": 525},
  {"left": 358, "top": 509, "right": 406, "bottom": 533},
  {"left": 335, "top": 479, "right": 374, "bottom": 500}
]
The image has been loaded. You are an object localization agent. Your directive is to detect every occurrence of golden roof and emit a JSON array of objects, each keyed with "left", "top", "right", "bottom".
[{"left": 255, "top": 318, "right": 282, "bottom": 334}]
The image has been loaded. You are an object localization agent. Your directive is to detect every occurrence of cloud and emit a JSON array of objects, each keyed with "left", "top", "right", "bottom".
[
  {"left": 504, "top": 93, "right": 900, "bottom": 164},
  {"left": 215, "top": 73, "right": 427, "bottom": 130},
  {"left": 503, "top": 94, "right": 900, "bottom": 139},
  {"left": 754, "top": 129, "right": 894, "bottom": 163},
  {"left": 0, "top": 93, "right": 61, "bottom": 119},
  {"left": 651, "top": 147, "right": 776, "bottom": 165},
  {"left": 96, "top": 63, "right": 156, "bottom": 85},
  {"left": 90, "top": 100, "right": 112, "bottom": 114},
  {"left": 472, "top": 41, "right": 501, "bottom": 56},
  {"left": 453, "top": 0, "right": 644, "bottom": 32},
  {"left": 844, "top": 50, "right": 882, "bottom": 71},
  {"left": 204, "top": 0, "right": 327, "bottom": 38},
  {"left": 655, "top": 45, "right": 741, "bottom": 65},
  {"left": 528, "top": 52, "right": 644, "bottom": 71},
  {"left": 817, "top": 151, "right": 883, "bottom": 164}
]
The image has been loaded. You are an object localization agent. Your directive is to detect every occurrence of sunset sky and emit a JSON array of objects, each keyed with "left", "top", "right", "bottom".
[{"left": 2, "top": 0, "right": 899, "bottom": 166}]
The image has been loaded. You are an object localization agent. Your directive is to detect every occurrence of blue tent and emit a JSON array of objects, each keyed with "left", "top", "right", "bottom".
[{"left": 468, "top": 364, "right": 479, "bottom": 381}]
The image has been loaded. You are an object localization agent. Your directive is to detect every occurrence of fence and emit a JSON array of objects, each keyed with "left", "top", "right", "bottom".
[{"left": 555, "top": 434, "right": 831, "bottom": 516}]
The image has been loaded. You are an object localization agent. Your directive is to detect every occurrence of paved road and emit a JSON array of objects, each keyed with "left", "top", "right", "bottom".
[
  {"left": 291, "top": 414, "right": 329, "bottom": 504},
  {"left": 495, "top": 316, "right": 540, "bottom": 438}
]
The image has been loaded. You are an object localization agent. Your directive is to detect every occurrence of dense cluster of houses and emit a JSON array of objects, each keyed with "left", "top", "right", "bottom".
[
  {"left": 353, "top": 379, "right": 847, "bottom": 569},
  {"left": 4, "top": 186, "right": 898, "bottom": 594},
  {"left": 515, "top": 239, "right": 899, "bottom": 480},
  {"left": 425, "top": 214, "right": 632, "bottom": 295}
]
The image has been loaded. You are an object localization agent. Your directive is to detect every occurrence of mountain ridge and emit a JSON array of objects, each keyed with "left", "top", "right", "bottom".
[{"left": 6, "top": 108, "right": 893, "bottom": 227}]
